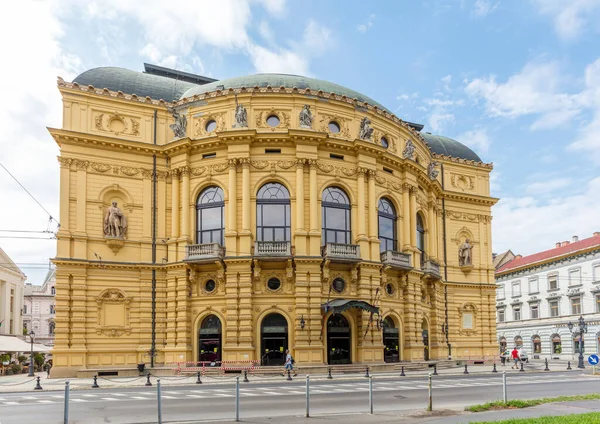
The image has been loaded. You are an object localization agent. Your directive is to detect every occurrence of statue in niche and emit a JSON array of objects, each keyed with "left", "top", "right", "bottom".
[
  {"left": 168, "top": 107, "right": 187, "bottom": 138},
  {"left": 458, "top": 239, "right": 473, "bottom": 266},
  {"left": 299, "top": 105, "right": 313, "bottom": 128},
  {"left": 428, "top": 161, "right": 439, "bottom": 180},
  {"left": 104, "top": 201, "right": 127, "bottom": 238},
  {"left": 402, "top": 139, "right": 415, "bottom": 159},
  {"left": 358, "top": 116, "right": 373, "bottom": 140},
  {"left": 234, "top": 95, "right": 248, "bottom": 127}
]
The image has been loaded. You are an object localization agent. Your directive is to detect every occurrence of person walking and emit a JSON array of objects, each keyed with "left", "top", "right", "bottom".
[
  {"left": 283, "top": 349, "right": 297, "bottom": 377},
  {"left": 511, "top": 347, "right": 520, "bottom": 369}
]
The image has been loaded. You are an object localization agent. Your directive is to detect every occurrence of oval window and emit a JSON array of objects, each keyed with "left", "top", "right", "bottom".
[
  {"left": 267, "top": 277, "right": 281, "bottom": 291},
  {"left": 381, "top": 137, "right": 389, "bottom": 148},
  {"left": 205, "top": 279, "right": 216, "bottom": 293},
  {"left": 332, "top": 277, "right": 345, "bottom": 293},
  {"left": 386, "top": 283, "right": 395, "bottom": 295},
  {"left": 328, "top": 121, "right": 341, "bottom": 134},
  {"left": 205, "top": 120, "right": 217, "bottom": 133},
  {"left": 266, "top": 115, "right": 280, "bottom": 127}
]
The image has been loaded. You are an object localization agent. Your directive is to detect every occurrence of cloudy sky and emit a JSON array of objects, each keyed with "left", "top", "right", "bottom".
[{"left": 1, "top": 0, "right": 600, "bottom": 284}]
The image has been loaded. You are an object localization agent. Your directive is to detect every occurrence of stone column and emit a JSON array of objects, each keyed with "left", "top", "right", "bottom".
[
  {"left": 402, "top": 186, "right": 410, "bottom": 252},
  {"left": 308, "top": 160, "right": 320, "bottom": 255},
  {"left": 74, "top": 160, "right": 88, "bottom": 258},
  {"left": 225, "top": 159, "right": 238, "bottom": 255},
  {"left": 295, "top": 159, "right": 306, "bottom": 255},
  {"left": 409, "top": 187, "right": 418, "bottom": 266},
  {"left": 357, "top": 168, "right": 366, "bottom": 238},
  {"left": 240, "top": 159, "right": 252, "bottom": 255},
  {"left": 181, "top": 167, "right": 190, "bottom": 240},
  {"left": 171, "top": 169, "right": 180, "bottom": 238},
  {"left": 57, "top": 158, "right": 72, "bottom": 257},
  {"left": 428, "top": 202, "right": 437, "bottom": 261},
  {"left": 367, "top": 170, "right": 379, "bottom": 260}
]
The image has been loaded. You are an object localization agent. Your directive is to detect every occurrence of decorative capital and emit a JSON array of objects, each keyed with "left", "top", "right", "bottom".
[
  {"left": 295, "top": 158, "right": 306, "bottom": 169},
  {"left": 180, "top": 166, "right": 191, "bottom": 176},
  {"left": 74, "top": 159, "right": 89, "bottom": 170},
  {"left": 57, "top": 157, "right": 73, "bottom": 169},
  {"left": 228, "top": 158, "right": 238, "bottom": 168}
]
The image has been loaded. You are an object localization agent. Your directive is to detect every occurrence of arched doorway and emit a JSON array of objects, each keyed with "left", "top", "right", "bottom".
[
  {"left": 499, "top": 336, "right": 507, "bottom": 353},
  {"left": 198, "top": 315, "right": 222, "bottom": 363},
  {"left": 532, "top": 335, "right": 542, "bottom": 355},
  {"left": 382, "top": 316, "right": 400, "bottom": 363},
  {"left": 260, "top": 313, "right": 288, "bottom": 366},
  {"left": 327, "top": 314, "right": 351, "bottom": 364},
  {"left": 421, "top": 318, "right": 430, "bottom": 360},
  {"left": 514, "top": 336, "right": 523, "bottom": 348},
  {"left": 551, "top": 334, "right": 562, "bottom": 355}
]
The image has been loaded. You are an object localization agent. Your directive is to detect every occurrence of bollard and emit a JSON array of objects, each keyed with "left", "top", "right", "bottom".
[
  {"left": 64, "top": 381, "right": 70, "bottom": 424},
  {"left": 327, "top": 367, "right": 333, "bottom": 379},
  {"left": 544, "top": 358, "right": 550, "bottom": 371},
  {"left": 287, "top": 369, "right": 293, "bottom": 381},
  {"left": 306, "top": 375, "right": 310, "bottom": 418},
  {"left": 157, "top": 379, "right": 162, "bottom": 424},
  {"left": 145, "top": 372, "right": 152, "bottom": 387},
  {"left": 196, "top": 372, "right": 202, "bottom": 384},
  {"left": 235, "top": 376, "right": 240, "bottom": 422},
  {"left": 519, "top": 361, "right": 525, "bottom": 372},
  {"left": 567, "top": 361, "right": 572, "bottom": 370},
  {"left": 92, "top": 375, "right": 99, "bottom": 388},
  {"left": 492, "top": 363, "right": 497, "bottom": 373},
  {"left": 244, "top": 370, "right": 249, "bottom": 383},
  {"left": 34, "top": 376, "right": 43, "bottom": 390},
  {"left": 433, "top": 364, "right": 438, "bottom": 376},
  {"left": 369, "top": 375, "right": 373, "bottom": 415},
  {"left": 463, "top": 364, "right": 469, "bottom": 374},
  {"left": 400, "top": 366, "right": 406, "bottom": 377},
  {"left": 427, "top": 373, "right": 433, "bottom": 412},
  {"left": 365, "top": 366, "right": 370, "bottom": 378},
  {"left": 502, "top": 371, "right": 507, "bottom": 403}
]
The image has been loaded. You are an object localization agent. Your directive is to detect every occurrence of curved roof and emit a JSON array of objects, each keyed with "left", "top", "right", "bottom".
[
  {"left": 180, "top": 73, "right": 391, "bottom": 113},
  {"left": 73, "top": 67, "right": 198, "bottom": 102},
  {"left": 420, "top": 133, "right": 482, "bottom": 162}
]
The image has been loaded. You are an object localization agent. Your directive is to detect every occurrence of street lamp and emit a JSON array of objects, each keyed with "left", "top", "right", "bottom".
[
  {"left": 28, "top": 331, "right": 35, "bottom": 377},
  {"left": 567, "top": 315, "right": 588, "bottom": 369}
]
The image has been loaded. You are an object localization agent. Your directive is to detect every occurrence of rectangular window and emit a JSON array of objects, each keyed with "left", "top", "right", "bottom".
[
  {"left": 593, "top": 263, "right": 600, "bottom": 282},
  {"left": 265, "top": 148, "right": 281, "bottom": 154},
  {"left": 498, "top": 285, "right": 505, "bottom": 300},
  {"left": 498, "top": 309, "right": 505, "bottom": 322},
  {"left": 530, "top": 304, "right": 539, "bottom": 319},
  {"left": 463, "top": 313, "right": 473, "bottom": 329},
  {"left": 513, "top": 307, "right": 521, "bottom": 321},
  {"left": 569, "top": 269, "right": 582, "bottom": 286},
  {"left": 549, "top": 300, "right": 559, "bottom": 317},
  {"left": 528, "top": 278, "right": 539, "bottom": 294},
  {"left": 330, "top": 153, "right": 344, "bottom": 160},
  {"left": 23, "top": 305, "right": 27, "bottom": 314},
  {"left": 596, "top": 295, "right": 600, "bottom": 313},
  {"left": 571, "top": 297, "right": 582, "bottom": 315},
  {"left": 202, "top": 152, "right": 217, "bottom": 159},
  {"left": 548, "top": 274, "right": 559, "bottom": 290},
  {"left": 512, "top": 281, "right": 521, "bottom": 297},
  {"left": 383, "top": 167, "right": 394, "bottom": 174}
]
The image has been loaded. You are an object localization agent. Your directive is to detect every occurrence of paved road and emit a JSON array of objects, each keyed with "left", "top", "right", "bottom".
[{"left": 0, "top": 371, "right": 596, "bottom": 423}]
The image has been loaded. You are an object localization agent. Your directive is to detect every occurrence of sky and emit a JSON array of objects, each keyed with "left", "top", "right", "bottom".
[{"left": 1, "top": 0, "right": 600, "bottom": 284}]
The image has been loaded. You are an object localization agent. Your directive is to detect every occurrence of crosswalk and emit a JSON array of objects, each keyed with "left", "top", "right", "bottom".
[{"left": 0, "top": 373, "right": 590, "bottom": 406}]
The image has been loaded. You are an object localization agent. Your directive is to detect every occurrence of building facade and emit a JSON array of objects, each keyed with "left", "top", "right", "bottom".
[
  {"left": 496, "top": 234, "right": 600, "bottom": 359},
  {"left": 23, "top": 269, "right": 56, "bottom": 346},
  {"left": 49, "top": 64, "right": 498, "bottom": 377},
  {"left": 0, "top": 248, "right": 26, "bottom": 336}
]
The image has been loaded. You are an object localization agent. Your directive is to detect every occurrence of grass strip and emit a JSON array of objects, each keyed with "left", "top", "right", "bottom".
[
  {"left": 471, "top": 411, "right": 600, "bottom": 423},
  {"left": 465, "top": 392, "right": 600, "bottom": 412}
]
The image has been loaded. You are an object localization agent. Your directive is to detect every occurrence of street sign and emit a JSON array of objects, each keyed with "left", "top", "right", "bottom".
[{"left": 588, "top": 354, "right": 599, "bottom": 365}]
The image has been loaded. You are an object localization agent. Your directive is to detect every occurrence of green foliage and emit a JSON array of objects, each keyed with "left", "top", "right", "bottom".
[
  {"left": 33, "top": 353, "right": 45, "bottom": 369},
  {"left": 466, "top": 393, "right": 600, "bottom": 412},
  {"left": 17, "top": 355, "right": 27, "bottom": 364},
  {"left": 22, "top": 327, "right": 28, "bottom": 335},
  {"left": 6, "top": 369, "right": 13, "bottom": 375},
  {"left": 0, "top": 353, "right": 10, "bottom": 363},
  {"left": 472, "top": 412, "right": 600, "bottom": 424},
  {"left": 10, "top": 363, "right": 22, "bottom": 374}
]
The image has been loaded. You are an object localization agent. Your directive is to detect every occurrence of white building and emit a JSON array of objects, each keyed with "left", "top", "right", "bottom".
[
  {"left": 0, "top": 248, "right": 26, "bottom": 336},
  {"left": 23, "top": 269, "right": 56, "bottom": 346},
  {"left": 496, "top": 233, "right": 600, "bottom": 360}
]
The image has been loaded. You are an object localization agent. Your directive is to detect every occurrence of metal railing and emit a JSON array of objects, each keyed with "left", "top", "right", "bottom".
[
  {"left": 322, "top": 242, "right": 361, "bottom": 261},
  {"left": 185, "top": 243, "right": 224, "bottom": 261},
  {"left": 254, "top": 241, "right": 291, "bottom": 257},
  {"left": 381, "top": 250, "right": 412, "bottom": 270}
]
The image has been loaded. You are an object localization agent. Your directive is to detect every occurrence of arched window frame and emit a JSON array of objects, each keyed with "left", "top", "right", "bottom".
[
  {"left": 322, "top": 187, "right": 351, "bottom": 245},
  {"left": 196, "top": 186, "right": 225, "bottom": 246},
  {"left": 378, "top": 198, "right": 397, "bottom": 252},
  {"left": 416, "top": 213, "right": 426, "bottom": 264},
  {"left": 256, "top": 183, "right": 291, "bottom": 242}
]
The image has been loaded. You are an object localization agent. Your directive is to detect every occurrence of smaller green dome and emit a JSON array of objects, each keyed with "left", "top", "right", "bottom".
[{"left": 420, "top": 133, "right": 482, "bottom": 163}]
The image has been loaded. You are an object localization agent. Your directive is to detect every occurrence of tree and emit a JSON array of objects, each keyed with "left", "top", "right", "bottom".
[
  {"left": 18, "top": 355, "right": 27, "bottom": 364},
  {"left": 33, "top": 353, "right": 45, "bottom": 371}
]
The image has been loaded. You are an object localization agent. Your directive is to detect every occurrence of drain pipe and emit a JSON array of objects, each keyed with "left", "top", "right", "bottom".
[
  {"left": 151, "top": 110, "right": 158, "bottom": 368},
  {"left": 441, "top": 163, "right": 451, "bottom": 360}
]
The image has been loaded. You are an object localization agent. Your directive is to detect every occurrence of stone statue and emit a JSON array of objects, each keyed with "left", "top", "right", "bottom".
[
  {"left": 168, "top": 107, "right": 187, "bottom": 138},
  {"left": 459, "top": 239, "right": 473, "bottom": 266},
  {"left": 358, "top": 116, "right": 373, "bottom": 140},
  {"left": 299, "top": 105, "right": 313, "bottom": 128},
  {"left": 402, "top": 139, "right": 415, "bottom": 159},
  {"left": 234, "top": 95, "right": 248, "bottom": 127},
  {"left": 104, "top": 201, "right": 127, "bottom": 238},
  {"left": 428, "top": 161, "right": 439, "bottom": 180}
]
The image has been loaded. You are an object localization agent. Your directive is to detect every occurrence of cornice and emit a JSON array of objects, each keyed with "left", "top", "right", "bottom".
[
  {"left": 443, "top": 191, "right": 499, "bottom": 207},
  {"left": 49, "top": 128, "right": 163, "bottom": 156}
]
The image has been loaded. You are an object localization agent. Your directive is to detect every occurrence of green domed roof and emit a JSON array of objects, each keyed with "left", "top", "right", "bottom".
[
  {"left": 420, "top": 133, "right": 482, "bottom": 162},
  {"left": 180, "top": 73, "right": 391, "bottom": 113}
]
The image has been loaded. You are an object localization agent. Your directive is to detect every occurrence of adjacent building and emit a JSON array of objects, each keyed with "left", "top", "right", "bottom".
[
  {"left": 23, "top": 269, "right": 56, "bottom": 346},
  {"left": 496, "top": 233, "right": 600, "bottom": 359},
  {"left": 49, "top": 64, "right": 498, "bottom": 377},
  {"left": 0, "top": 248, "right": 26, "bottom": 336}
]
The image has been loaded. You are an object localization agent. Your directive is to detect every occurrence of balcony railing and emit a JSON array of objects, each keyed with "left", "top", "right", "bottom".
[
  {"left": 381, "top": 250, "right": 412, "bottom": 270},
  {"left": 185, "top": 243, "right": 224, "bottom": 262},
  {"left": 322, "top": 242, "right": 361, "bottom": 262},
  {"left": 422, "top": 260, "right": 441, "bottom": 278},
  {"left": 254, "top": 241, "right": 291, "bottom": 257}
]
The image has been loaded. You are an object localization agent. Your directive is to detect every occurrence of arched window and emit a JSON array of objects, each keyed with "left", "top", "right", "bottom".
[
  {"left": 322, "top": 187, "right": 351, "bottom": 245},
  {"left": 51, "top": 286, "right": 55, "bottom": 295},
  {"left": 196, "top": 186, "right": 225, "bottom": 245},
  {"left": 49, "top": 322, "right": 55, "bottom": 335},
  {"left": 532, "top": 335, "right": 542, "bottom": 354},
  {"left": 416, "top": 213, "right": 425, "bottom": 264},
  {"left": 514, "top": 335, "right": 523, "bottom": 348},
  {"left": 256, "top": 183, "right": 291, "bottom": 241},
  {"left": 199, "top": 314, "right": 222, "bottom": 362},
  {"left": 383, "top": 316, "right": 400, "bottom": 363},
  {"left": 261, "top": 313, "right": 288, "bottom": 366},
  {"left": 552, "top": 334, "right": 562, "bottom": 354},
  {"left": 378, "top": 198, "right": 397, "bottom": 252}
]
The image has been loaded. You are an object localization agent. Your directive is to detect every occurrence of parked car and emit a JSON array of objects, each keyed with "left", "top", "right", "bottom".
[{"left": 518, "top": 349, "right": 529, "bottom": 362}]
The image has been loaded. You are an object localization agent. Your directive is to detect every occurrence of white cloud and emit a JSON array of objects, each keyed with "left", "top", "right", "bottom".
[
  {"left": 532, "top": 0, "right": 600, "bottom": 40},
  {"left": 303, "top": 20, "right": 333, "bottom": 55},
  {"left": 525, "top": 177, "right": 572, "bottom": 195},
  {"left": 259, "top": 20, "right": 275, "bottom": 45},
  {"left": 455, "top": 128, "right": 492, "bottom": 154},
  {"left": 247, "top": 43, "right": 310, "bottom": 75},
  {"left": 428, "top": 113, "right": 455, "bottom": 132},
  {"left": 357, "top": 14, "right": 376, "bottom": 33},
  {"left": 472, "top": 0, "right": 499, "bottom": 17}
]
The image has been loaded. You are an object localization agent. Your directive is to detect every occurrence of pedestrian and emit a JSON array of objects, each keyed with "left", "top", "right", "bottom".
[
  {"left": 511, "top": 347, "right": 520, "bottom": 369},
  {"left": 44, "top": 362, "right": 51, "bottom": 377},
  {"left": 500, "top": 350, "right": 506, "bottom": 366},
  {"left": 283, "top": 349, "right": 297, "bottom": 377}
]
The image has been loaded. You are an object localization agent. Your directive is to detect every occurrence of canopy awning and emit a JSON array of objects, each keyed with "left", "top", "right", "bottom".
[
  {"left": 322, "top": 299, "right": 379, "bottom": 315},
  {"left": 0, "top": 335, "right": 52, "bottom": 353}
]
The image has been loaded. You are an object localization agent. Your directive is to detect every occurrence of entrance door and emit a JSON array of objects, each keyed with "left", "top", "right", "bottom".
[
  {"left": 327, "top": 314, "right": 351, "bottom": 364},
  {"left": 383, "top": 317, "right": 400, "bottom": 363},
  {"left": 199, "top": 315, "right": 222, "bottom": 363},
  {"left": 261, "top": 313, "right": 288, "bottom": 366},
  {"left": 422, "top": 319, "right": 429, "bottom": 361}
]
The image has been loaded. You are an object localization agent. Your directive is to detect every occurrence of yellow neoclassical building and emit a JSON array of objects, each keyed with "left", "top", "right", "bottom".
[{"left": 49, "top": 64, "right": 498, "bottom": 377}]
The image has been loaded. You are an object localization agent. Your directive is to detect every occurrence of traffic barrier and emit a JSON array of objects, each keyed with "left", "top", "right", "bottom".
[
  {"left": 368, "top": 375, "right": 373, "bottom": 414},
  {"left": 92, "top": 375, "right": 100, "bottom": 388},
  {"left": 157, "top": 379, "right": 163, "bottom": 424},
  {"left": 243, "top": 370, "right": 249, "bottom": 383},
  {"left": 492, "top": 363, "right": 497, "bottom": 373},
  {"left": 327, "top": 368, "right": 333, "bottom": 379},
  {"left": 400, "top": 366, "right": 406, "bottom": 377},
  {"left": 567, "top": 361, "right": 572, "bottom": 370},
  {"left": 34, "top": 376, "right": 43, "bottom": 390},
  {"left": 433, "top": 364, "right": 438, "bottom": 376},
  {"left": 219, "top": 360, "right": 260, "bottom": 376},
  {"left": 519, "top": 362, "right": 525, "bottom": 372},
  {"left": 196, "top": 372, "right": 202, "bottom": 384},
  {"left": 145, "top": 372, "right": 152, "bottom": 387},
  {"left": 64, "top": 381, "right": 70, "bottom": 423},
  {"left": 364, "top": 366, "right": 370, "bottom": 378},
  {"left": 287, "top": 369, "right": 293, "bottom": 381},
  {"left": 544, "top": 358, "right": 550, "bottom": 371},
  {"left": 463, "top": 364, "right": 469, "bottom": 374},
  {"left": 306, "top": 376, "right": 310, "bottom": 417}
]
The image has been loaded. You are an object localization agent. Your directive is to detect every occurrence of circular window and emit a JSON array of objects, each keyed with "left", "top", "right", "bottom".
[
  {"left": 266, "top": 115, "right": 280, "bottom": 127},
  {"left": 332, "top": 278, "right": 345, "bottom": 293},
  {"left": 386, "top": 283, "right": 395, "bottom": 296},
  {"left": 205, "top": 279, "right": 216, "bottom": 293},
  {"left": 381, "top": 137, "right": 389, "bottom": 148},
  {"left": 205, "top": 120, "right": 217, "bottom": 133},
  {"left": 267, "top": 277, "right": 281, "bottom": 291},
  {"left": 328, "top": 121, "right": 341, "bottom": 134}
]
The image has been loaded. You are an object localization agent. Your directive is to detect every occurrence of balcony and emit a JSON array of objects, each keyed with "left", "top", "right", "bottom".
[
  {"left": 254, "top": 241, "right": 292, "bottom": 258},
  {"left": 185, "top": 243, "right": 224, "bottom": 262},
  {"left": 322, "top": 242, "right": 361, "bottom": 262},
  {"left": 422, "top": 260, "right": 441, "bottom": 279},
  {"left": 381, "top": 250, "right": 412, "bottom": 270}
]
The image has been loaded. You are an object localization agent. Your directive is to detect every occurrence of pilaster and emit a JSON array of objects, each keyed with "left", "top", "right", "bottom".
[{"left": 294, "top": 159, "right": 307, "bottom": 255}]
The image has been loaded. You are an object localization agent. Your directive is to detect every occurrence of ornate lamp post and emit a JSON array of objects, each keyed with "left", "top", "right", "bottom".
[
  {"left": 28, "top": 331, "right": 35, "bottom": 377},
  {"left": 568, "top": 315, "right": 588, "bottom": 369}
]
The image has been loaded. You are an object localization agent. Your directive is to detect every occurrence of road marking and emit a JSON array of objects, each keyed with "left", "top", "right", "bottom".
[
  {"left": 185, "top": 395, "right": 207, "bottom": 399},
  {"left": 213, "top": 393, "right": 233, "bottom": 397},
  {"left": 82, "top": 394, "right": 97, "bottom": 397},
  {"left": 111, "top": 393, "right": 128, "bottom": 397},
  {"left": 164, "top": 391, "right": 182, "bottom": 394},
  {"left": 101, "top": 398, "right": 118, "bottom": 401},
  {"left": 51, "top": 395, "right": 64, "bottom": 399},
  {"left": 131, "top": 396, "right": 151, "bottom": 400},
  {"left": 3, "top": 402, "right": 19, "bottom": 405},
  {"left": 286, "top": 390, "right": 305, "bottom": 394},
  {"left": 37, "top": 400, "right": 54, "bottom": 403},
  {"left": 261, "top": 391, "right": 282, "bottom": 395},
  {"left": 161, "top": 395, "right": 177, "bottom": 399},
  {"left": 71, "top": 399, "right": 88, "bottom": 402}
]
